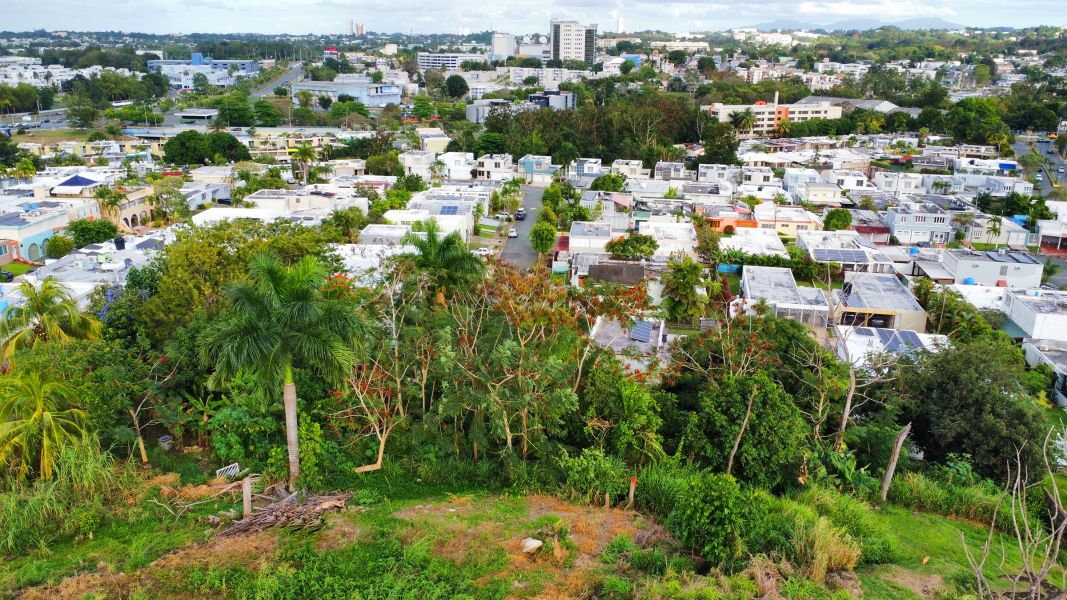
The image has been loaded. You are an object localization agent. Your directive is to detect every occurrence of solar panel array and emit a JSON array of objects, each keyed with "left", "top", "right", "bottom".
[
  {"left": 984, "top": 251, "right": 1007, "bottom": 262},
  {"left": 439, "top": 205, "right": 459, "bottom": 215},
  {"left": 630, "top": 321, "right": 654, "bottom": 343},
  {"left": 813, "top": 249, "right": 869, "bottom": 263},
  {"left": 1009, "top": 252, "right": 1039, "bottom": 265}
]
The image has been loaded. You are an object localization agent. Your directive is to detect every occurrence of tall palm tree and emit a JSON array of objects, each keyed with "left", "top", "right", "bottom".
[
  {"left": 1042, "top": 258, "right": 1062, "bottom": 285},
  {"left": 200, "top": 253, "right": 367, "bottom": 492},
  {"left": 0, "top": 278, "right": 102, "bottom": 364},
  {"left": 94, "top": 187, "right": 126, "bottom": 222},
  {"left": 403, "top": 219, "right": 484, "bottom": 306},
  {"left": 986, "top": 217, "right": 1003, "bottom": 248},
  {"left": 429, "top": 159, "right": 446, "bottom": 184},
  {"left": 0, "top": 370, "right": 85, "bottom": 480},
  {"left": 730, "top": 109, "right": 757, "bottom": 135},
  {"left": 292, "top": 142, "right": 317, "bottom": 184},
  {"left": 14, "top": 158, "right": 36, "bottom": 181}
]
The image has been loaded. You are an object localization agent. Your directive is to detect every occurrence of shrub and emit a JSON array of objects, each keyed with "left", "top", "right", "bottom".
[
  {"left": 888, "top": 471, "right": 949, "bottom": 513},
  {"left": 600, "top": 575, "right": 634, "bottom": 599},
  {"left": 0, "top": 439, "right": 132, "bottom": 555},
  {"left": 635, "top": 459, "right": 699, "bottom": 520},
  {"left": 558, "top": 448, "right": 629, "bottom": 505},
  {"left": 795, "top": 486, "right": 898, "bottom": 565},
  {"left": 667, "top": 472, "right": 747, "bottom": 566},
  {"left": 784, "top": 501, "right": 861, "bottom": 584},
  {"left": 45, "top": 234, "right": 75, "bottom": 258},
  {"left": 889, "top": 471, "right": 1005, "bottom": 529}
]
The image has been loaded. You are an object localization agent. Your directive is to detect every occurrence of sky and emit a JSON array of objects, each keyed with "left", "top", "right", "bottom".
[{"left": 5, "top": 0, "right": 1066, "bottom": 35}]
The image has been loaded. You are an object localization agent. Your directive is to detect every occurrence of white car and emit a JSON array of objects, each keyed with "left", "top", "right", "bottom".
[
  {"left": 472, "top": 247, "right": 492, "bottom": 257},
  {"left": 508, "top": 228, "right": 518, "bottom": 238}
]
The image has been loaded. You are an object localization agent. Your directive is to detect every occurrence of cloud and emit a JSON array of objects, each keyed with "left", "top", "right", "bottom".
[{"left": 3, "top": 0, "right": 1065, "bottom": 33}]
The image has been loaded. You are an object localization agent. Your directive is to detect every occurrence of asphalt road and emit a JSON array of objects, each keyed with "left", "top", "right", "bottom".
[
  {"left": 251, "top": 62, "right": 303, "bottom": 98},
  {"left": 1014, "top": 139, "right": 1067, "bottom": 195},
  {"left": 498, "top": 185, "right": 544, "bottom": 270}
]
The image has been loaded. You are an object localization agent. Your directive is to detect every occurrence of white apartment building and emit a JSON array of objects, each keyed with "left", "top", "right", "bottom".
[
  {"left": 550, "top": 19, "right": 597, "bottom": 65},
  {"left": 416, "top": 53, "right": 487, "bottom": 70}
]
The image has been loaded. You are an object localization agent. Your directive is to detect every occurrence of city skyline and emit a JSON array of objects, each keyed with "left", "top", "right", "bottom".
[{"left": 6, "top": 0, "right": 1067, "bottom": 36}]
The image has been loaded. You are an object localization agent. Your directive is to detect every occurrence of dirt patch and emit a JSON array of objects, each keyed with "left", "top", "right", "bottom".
[
  {"left": 19, "top": 567, "right": 130, "bottom": 600},
  {"left": 150, "top": 530, "right": 278, "bottom": 570},
  {"left": 878, "top": 564, "right": 946, "bottom": 598},
  {"left": 315, "top": 512, "right": 364, "bottom": 552}
]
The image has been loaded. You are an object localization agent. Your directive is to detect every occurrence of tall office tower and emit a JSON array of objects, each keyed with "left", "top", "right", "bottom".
[
  {"left": 617, "top": 16, "right": 624, "bottom": 34},
  {"left": 490, "top": 32, "right": 516, "bottom": 61},
  {"left": 355, "top": 23, "right": 365, "bottom": 36},
  {"left": 347, "top": 19, "right": 354, "bottom": 35},
  {"left": 549, "top": 19, "right": 597, "bottom": 65}
]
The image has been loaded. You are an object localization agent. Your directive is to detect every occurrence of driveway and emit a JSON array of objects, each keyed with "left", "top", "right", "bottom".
[{"left": 498, "top": 185, "right": 544, "bottom": 270}]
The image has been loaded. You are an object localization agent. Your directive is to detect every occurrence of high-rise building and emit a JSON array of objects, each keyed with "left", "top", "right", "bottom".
[
  {"left": 347, "top": 19, "right": 354, "bottom": 35},
  {"left": 355, "top": 23, "right": 365, "bottom": 36},
  {"left": 617, "top": 16, "right": 624, "bottom": 34},
  {"left": 490, "top": 32, "right": 515, "bottom": 62},
  {"left": 549, "top": 19, "right": 596, "bottom": 65}
]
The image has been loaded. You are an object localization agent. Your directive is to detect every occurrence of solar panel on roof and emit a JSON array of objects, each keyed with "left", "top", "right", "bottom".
[
  {"left": 855, "top": 327, "right": 874, "bottom": 336},
  {"left": 1009, "top": 252, "right": 1038, "bottom": 265},
  {"left": 439, "top": 205, "right": 458, "bottom": 215},
  {"left": 630, "top": 321, "right": 654, "bottom": 343},
  {"left": 898, "top": 330, "right": 923, "bottom": 350},
  {"left": 985, "top": 251, "right": 1007, "bottom": 262}
]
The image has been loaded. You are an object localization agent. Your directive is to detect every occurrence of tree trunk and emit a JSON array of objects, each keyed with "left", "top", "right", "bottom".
[
  {"left": 835, "top": 367, "right": 857, "bottom": 451},
  {"left": 283, "top": 367, "right": 300, "bottom": 492},
  {"left": 726, "top": 388, "right": 757, "bottom": 477},
  {"left": 129, "top": 407, "right": 149, "bottom": 466},
  {"left": 880, "top": 423, "right": 911, "bottom": 502},
  {"left": 354, "top": 428, "right": 390, "bottom": 474}
]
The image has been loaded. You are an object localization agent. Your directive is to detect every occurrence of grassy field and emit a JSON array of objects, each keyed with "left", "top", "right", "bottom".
[
  {"left": 14, "top": 471, "right": 1067, "bottom": 600},
  {"left": 5, "top": 262, "right": 35, "bottom": 276},
  {"left": 9, "top": 129, "right": 109, "bottom": 145}
]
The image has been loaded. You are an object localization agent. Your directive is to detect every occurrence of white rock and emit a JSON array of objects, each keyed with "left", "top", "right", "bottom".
[{"left": 521, "top": 538, "right": 543, "bottom": 554}]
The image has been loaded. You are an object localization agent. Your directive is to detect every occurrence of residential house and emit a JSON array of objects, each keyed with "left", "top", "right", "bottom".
[
  {"left": 740, "top": 266, "right": 830, "bottom": 327},
  {"left": 474, "top": 154, "right": 514, "bottom": 182},
  {"left": 1022, "top": 339, "right": 1067, "bottom": 405},
  {"left": 964, "top": 214, "right": 1031, "bottom": 247},
  {"left": 637, "top": 221, "right": 697, "bottom": 256},
  {"left": 782, "top": 168, "right": 821, "bottom": 193},
  {"left": 935, "top": 248, "right": 1044, "bottom": 288},
  {"left": 697, "top": 164, "right": 741, "bottom": 184},
  {"left": 416, "top": 127, "right": 451, "bottom": 153},
  {"left": 834, "top": 325, "right": 947, "bottom": 368},
  {"left": 832, "top": 272, "right": 928, "bottom": 332},
  {"left": 436, "top": 152, "right": 476, "bottom": 181},
  {"left": 753, "top": 204, "right": 822, "bottom": 236},
  {"left": 720, "top": 228, "right": 788, "bottom": 257},
  {"left": 653, "top": 162, "right": 693, "bottom": 181},
  {"left": 872, "top": 171, "right": 924, "bottom": 195},
  {"left": 569, "top": 221, "right": 614, "bottom": 253},
  {"left": 1005, "top": 289, "right": 1067, "bottom": 342},
  {"left": 399, "top": 150, "right": 437, "bottom": 180},
  {"left": 797, "top": 181, "right": 844, "bottom": 206},
  {"left": 611, "top": 159, "right": 650, "bottom": 180},
  {"left": 518, "top": 154, "right": 559, "bottom": 184},
  {"left": 847, "top": 209, "right": 891, "bottom": 245},
  {"left": 796, "top": 230, "right": 894, "bottom": 273},
  {"left": 884, "top": 200, "right": 952, "bottom": 245}
]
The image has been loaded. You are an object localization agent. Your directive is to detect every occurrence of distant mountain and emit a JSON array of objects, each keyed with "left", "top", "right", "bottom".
[
  {"left": 746, "top": 19, "right": 820, "bottom": 32},
  {"left": 890, "top": 17, "right": 965, "bottom": 30},
  {"left": 824, "top": 18, "right": 886, "bottom": 31},
  {"left": 742, "top": 16, "right": 964, "bottom": 32}
]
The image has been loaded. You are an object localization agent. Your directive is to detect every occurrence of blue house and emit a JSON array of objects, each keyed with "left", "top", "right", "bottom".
[{"left": 518, "top": 155, "right": 559, "bottom": 184}]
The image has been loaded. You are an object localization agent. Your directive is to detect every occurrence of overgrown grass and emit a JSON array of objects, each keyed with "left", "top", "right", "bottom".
[
  {"left": 794, "top": 486, "right": 899, "bottom": 565},
  {"left": 888, "top": 471, "right": 1003, "bottom": 528}
]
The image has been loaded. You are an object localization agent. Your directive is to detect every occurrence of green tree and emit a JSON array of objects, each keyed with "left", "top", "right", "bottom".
[
  {"left": 65, "top": 218, "right": 118, "bottom": 247},
  {"left": 730, "top": 109, "right": 757, "bottom": 135},
  {"left": 366, "top": 151, "right": 403, "bottom": 176},
  {"left": 0, "top": 278, "right": 102, "bottom": 363},
  {"left": 605, "top": 234, "right": 658, "bottom": 260},
  {"left": 590, "top": 173, "right": 626, "bottom": 192},
  {"left": 403, "top": 220, "right": 485, "bottom": 306},
  {"left": 823, "top": 208, "right": 853, "bottom": 231},
  {"left": 253, "top": 99, "right": 282, "bottom": 126},
  {"left": 65, "top": 95, "right": 99, "bottom": 129},
  {"left": 668, "top": 473, "right": 747, "bottom": 565},
  {"left": 44, "top": 234, "right": 75, "bottom": 258},
  {"left": 445, "top": 75, "right": 470, "bottom": 98},
  {"left": 529, "top": 221, "right": 557, "bottom": 256},
  {"left": 273, "top": 86, "right": 287, "bottom": 97},
  {"left": 0, "top": 370, "right": 85, "bottom": 480},
  {"left": 291, "top": 142, "right": 318, "bottom": 184},
  {"left": 200, "top": 253, "right": 367, "bottom": 491},
  {"left": 192, "top": 72, "right": 210, "bottom": 95},
  {"left": 1043, "top": 258, "right": 1062, "bottom": 284},
  {"left": 661, "top": 257, "right": 708, "bottom": 323}
]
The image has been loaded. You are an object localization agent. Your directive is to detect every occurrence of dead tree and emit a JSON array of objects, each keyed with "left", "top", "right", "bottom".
[
  {"left": 963, "top": 431, "right": 1067, "bottom": 599},
  {"left": 879, "top": 423, "right": 911, "bottom": 501}
]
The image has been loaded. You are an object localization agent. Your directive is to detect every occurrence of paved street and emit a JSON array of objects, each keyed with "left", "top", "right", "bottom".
[
  {"left": 250, "top": 62, "right": 303, "bottom": 97},
  {"left": 1013, "top": 138, "right": 1066, "bottom": 195},
  {"left": 498, "top": 185, "right": 544, "bottom": 270}
]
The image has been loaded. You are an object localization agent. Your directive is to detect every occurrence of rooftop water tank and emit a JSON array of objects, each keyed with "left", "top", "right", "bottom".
[{"left": 963, "top": 277, "right": 975, "bottom": 285}]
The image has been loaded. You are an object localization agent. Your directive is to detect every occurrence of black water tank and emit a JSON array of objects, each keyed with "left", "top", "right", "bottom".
[{"left": 113, "top": 236, "right": 126, "bottom": 251}]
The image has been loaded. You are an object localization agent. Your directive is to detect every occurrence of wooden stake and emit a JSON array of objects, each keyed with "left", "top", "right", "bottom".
[{"left": 242, "top": 476, "right": 253, "bottom": 518}]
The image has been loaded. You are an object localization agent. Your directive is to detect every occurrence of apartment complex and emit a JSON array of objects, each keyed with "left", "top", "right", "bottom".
[
  {"left": 415, "top": 52, "right": 487, "bottom": 70},
  {"left": 550, "top": 19, "right": 596, "bottom": 65},
  {"left": 702, "top": 93, "right": 842, "bottom": 138}
]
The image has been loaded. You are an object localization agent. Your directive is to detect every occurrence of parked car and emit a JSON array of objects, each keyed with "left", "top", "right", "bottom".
[
  {"left": 508, "top": 228, "right": 518, "bottom": 238},
  {"left": 516, "top": 208, "right": 526, "bottom": 221},
  {"left": 472, "top": 247, "right": 492, "bottom": 256},
  {"left": 494, "top": 213, "right": 512, "bottom": 221}
]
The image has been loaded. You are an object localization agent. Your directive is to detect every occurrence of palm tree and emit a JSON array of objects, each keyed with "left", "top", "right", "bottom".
[
  {"left": 1042, "top": 258, "right": 1062, "bottom": 285},
  {"left": 403, "top": 219, "right": 484, "bottom": 306},
  {"left": 429, "top": 160, "right": 446, "bottom": 184},
  {"left": 0, "top": 278, "right": 102, "bottom": 364},
  {"left": 94, "top": 187, "right": 127, "bottom": 222},
  {"left": 201, "top": 253, "right": 367, "bottom": 492},
  {"left": 0, "top": 370, "right": 85, "bottom": 480},
  {"left": 730, "top": 109, "right": 757, "bottom": 136},
  {"left": 292, "top": 142, "right": 317, "bottom": 184},
  {"left": 14, "top": 158, "right": 36, "bottom": 181},
  {"left": 661, "top": 257, "right": 708, "bottom": 324},
  {"left": 986, "top": 217, "right": 1003, "bottom": 248}
]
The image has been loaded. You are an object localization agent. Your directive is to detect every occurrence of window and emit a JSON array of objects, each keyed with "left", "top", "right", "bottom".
[
  {"left": 914, "top": 216, "right": 926, "bottom": 223},
  {"left": 933, "top": 216, "right": 946, "bottom": 224},
  {"left": 0, "top": 246, "right": 7, "bottom": 256},
  {"left": 761, "top": 223, "right": 776, "bottom": 229},
  {"left": 999, "top": 266, "right": 1008, "bottom": 276}
]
